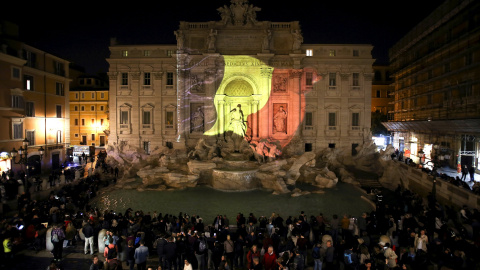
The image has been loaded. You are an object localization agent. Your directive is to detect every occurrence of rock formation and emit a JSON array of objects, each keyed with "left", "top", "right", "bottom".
[{"left": 104, "top": 134, "right": 404, "bottom": 195}]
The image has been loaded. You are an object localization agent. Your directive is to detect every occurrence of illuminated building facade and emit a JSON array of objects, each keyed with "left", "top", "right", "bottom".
[
  {"left": 384, "top": 0, "right": 480, "bottom": 169},
  {"left": 108, "top": 1, "right": 374, "bottom": 154},
  {"left": 69, "top": 75, "right": 109, "bottom": 149},
  {"left": 0, "top": 21, "right": 70, "bottom": 174},
  {"left": 372, "top": 65, "right": 394, "bottom": 117}
]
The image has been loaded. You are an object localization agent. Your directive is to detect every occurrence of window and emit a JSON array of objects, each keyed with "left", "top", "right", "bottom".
[
  {"left": 74, "top": 134, "right": 79, "bottom": 138},
  {"left": 306, "top": 72, "right": 313, "bottom": 86},
  {"left": 305, "top": 112, "right": 313, "bottom": 129},
  {"left": 13, "top": 122, "right": 23, "bottom": 139},
  {"left": 352, "top": 113, "right": 360, "bottom": 128},
  {"left": 144, "top": 50, "right": 151, "bottom": 57},
  {"left": 23, "top": 50, "right": 36, "bottom": 68},
  {"left": 166, "top": 72, "right": 174, "bottom": 86},
  {"left": 144, "top": 72, "right": 151, "bottom": 85},
  {"left": 56, "top": 82, "right": 64, "bottom": 96},
  {"left": 101, "top": 93, "right": 105, "bottom": 98},
  {"left": 26, "top": 102, "right": 35, "bottom": 117},
  {"left": 91, "top": 119, "right": 95, "bottom": 125},
  {"left": 465, "top": 52, "right": 473, "bottom": 66},
  {"left": 12, "top": 67, "right": 21, "bottom": 79},
  {"left": 120, "top": 111, "right": 129, "bottom": 125},
  {"left": 24, "top": 75, "right": 34, "bottom": 91},
  {"left": 352, "top": 73, "right": 360, "bottom": 87},
  {"left": 328, "top": 112, "right": 336, "bottom": 127},
  {"left": 329, "top": 50, "right": 336, "bottom": 57},
  {"left": 329, "top": 73, "right": 336, "bottom": 87},
  {"left": 74, "top": 106, "right": 78, "bottom": 111},
  {"left": 306, "top": 49, "right": 313, "bottom": 56},
  {"left": 91, "top": 134, "right": 95, "bottom": 141},
  {"left": 353, "top": 49, "right": 359, "bottom": 57},
  {"left": 376, "top": 90, "right": 381, "bottom": 98},
  {"left": 91, "top": 93, "right": 95, "bottom": 99},
  {"left": 54, "top": 61, "right": 65, "bottom": 76},
  {"left": 100, "top": 119, "right": 104, "bottom": 126},
  {"left": 143, "top": 141, "right": 150, "bottom": 154},
  {"left": 74, "top": 119, "right": 79, "bottom": 126},
  {"left": 167, "top": 50, "right": 174, "bottom": 57},
  {"left": 56, "top": 105, "right": 62, "bottom": 118},
  {"left": 122, "top": 50, "right": 128, "bottom": 57},
  {"left": 81, "top": 106, "right": 85, "bottom": 111},
  {"left": 165, "top": 111, "right": 174, "bottom": 128},
  {"left": 26, "top": 130, "right": 35, "bottom": 145},
  {"left": 143, "top": 111, "right": 151, "bottom": 125},
  {"left": 12, "top": 95, "right": 24, "bottom": 108},
  {"left": 81, "top": 93, "right": 85, "bottom": 99},
  {"left": 57, "top": 130, "right": 62, "bottom": 144},
  {"left": 81, "top": 119, "right": 85, "bottom": 126},
  {"left": 444, "top": 63, "right": 451, "bottom": 73},
  {"left": 91, "top": 106, "right": 95, "bottom": 111},
  {"left": 121, "top": 73, "right": 128, "bottom": 85},
  {"left": 100, "top": 106, "right": 104, "bottom": 111}
]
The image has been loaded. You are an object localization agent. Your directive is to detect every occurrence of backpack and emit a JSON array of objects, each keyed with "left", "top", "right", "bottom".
[
  {"left": 52, "top": 230, "right": 59, "bottom": 243},
  {"left": 312, "top": 246, "right": 320, "bottom": 259},
  {"left": 344, "top": 250, "right": 353, "bottom": 265},
  {"left": 199, "top": 239, "right": 207, "bottom": 252}
]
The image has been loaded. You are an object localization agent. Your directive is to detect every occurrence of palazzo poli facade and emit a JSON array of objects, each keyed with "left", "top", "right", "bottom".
[{"left": 107, "top": 1, "right": 374, "bottom": 155}]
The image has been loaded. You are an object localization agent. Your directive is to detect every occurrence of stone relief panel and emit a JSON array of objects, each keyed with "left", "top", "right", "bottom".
[{"left": 272, "top": 74, "right": 288, "bottom": 93}]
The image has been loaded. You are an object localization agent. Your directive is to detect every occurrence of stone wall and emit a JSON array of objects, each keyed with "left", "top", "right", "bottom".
[{"left": 392, "top": 162, "right": 480, "bottom": 210}]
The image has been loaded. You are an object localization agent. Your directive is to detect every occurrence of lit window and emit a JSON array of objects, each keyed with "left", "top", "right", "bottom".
[
  {"left": 353, "top": 50, "right": 359, "bottom": 57},
  {"left": 306, "top": 49, "right": 313, "bottom": 56},
  {"left": 329, "top": 50, "right": 336, "bottom": 57},
  {"left": 122, "top": 50, "right": 128, "bottom": 57},
  {"left": 24, "top": 75, "right": 34, "bottom": 91},
  {"left": 144, "top": 50, "right": 151, "bottom": 56}
]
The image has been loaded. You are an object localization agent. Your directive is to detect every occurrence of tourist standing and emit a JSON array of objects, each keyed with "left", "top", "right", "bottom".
[
  {"left": 324, "top": 240, "right": 335, "bottom": 270},
  {"left": 262, "top": 246, "right": 277, "bottom": 270},
  {"left": 126, "top": 240, "right": 135, "bottom": 270},
  {"left": 134, "top": 240, "right": 149, "bottom": 270},
  {"left": 84, "top": 220, "right": 95, "bottom": 255},
  {"left": 469, "top": 166, "right": 475, "bottom": 182},
  {"left": 51, "top": 224, "right": 66, "bottom": 261}
]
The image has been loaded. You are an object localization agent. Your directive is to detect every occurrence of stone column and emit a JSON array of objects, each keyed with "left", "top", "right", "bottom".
[{"left": 290, "top": 70, "right": 303, "bottom": 135}]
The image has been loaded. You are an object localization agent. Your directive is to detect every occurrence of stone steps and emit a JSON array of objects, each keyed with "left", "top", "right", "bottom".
[{"left": 356, "top": 178, "right": 383, "bottom": 188}]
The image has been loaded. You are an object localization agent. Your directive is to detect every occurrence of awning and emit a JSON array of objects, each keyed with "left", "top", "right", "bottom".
[{"left": 382, "top": 119, "right": 480, "bottom": 134}]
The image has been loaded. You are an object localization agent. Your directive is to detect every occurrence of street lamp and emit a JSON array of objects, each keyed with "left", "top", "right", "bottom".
[{"left": 10, "top": 139, "right": 45, "bottom": 193}]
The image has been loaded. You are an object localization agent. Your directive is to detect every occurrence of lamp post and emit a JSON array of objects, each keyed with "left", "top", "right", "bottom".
[{"left": 10, "top": 138, "right": 44, "bottom": 194}]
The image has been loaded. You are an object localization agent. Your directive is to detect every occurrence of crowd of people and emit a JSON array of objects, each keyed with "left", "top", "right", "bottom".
[{"left": 0, "top": 162, "right": 479, "bottom": 270}]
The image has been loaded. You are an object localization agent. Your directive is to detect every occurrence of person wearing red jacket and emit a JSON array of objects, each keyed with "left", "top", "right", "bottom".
[{"left": 262, "top": 246, "right": 277, "bottom": 270}]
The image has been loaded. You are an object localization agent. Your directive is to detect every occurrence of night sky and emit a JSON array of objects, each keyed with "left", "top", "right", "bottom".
[{"left": 2, "top": 0, "right": 443, "bottom": 74}]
